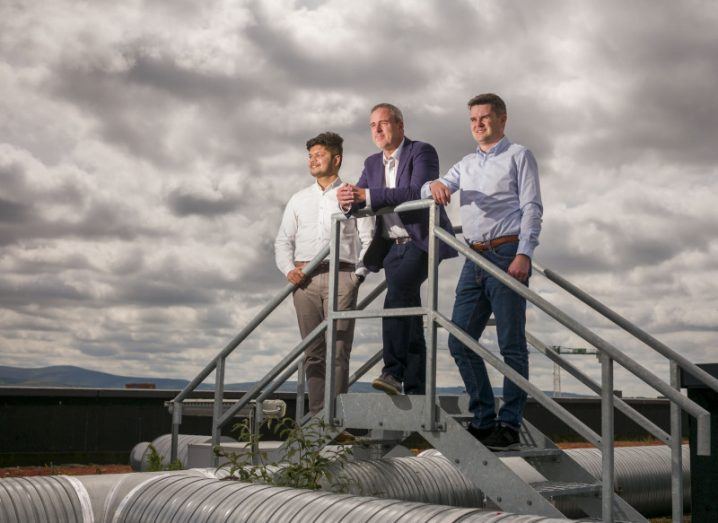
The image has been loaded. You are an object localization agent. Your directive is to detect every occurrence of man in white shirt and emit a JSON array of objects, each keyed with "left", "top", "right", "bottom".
[{"left": 275, "top": 132, "right": 373, "bottom": 415}]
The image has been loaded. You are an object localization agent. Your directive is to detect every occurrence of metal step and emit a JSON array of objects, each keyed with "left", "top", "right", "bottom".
[
  {"left": 166, "top": 398, "right": 286, "bottom": 418},
  {"left": 493, "top": 448, "right": 563, "bottom": 459},
  {"left": 533, "top": 480, "right": 601, "bottom": 499}
]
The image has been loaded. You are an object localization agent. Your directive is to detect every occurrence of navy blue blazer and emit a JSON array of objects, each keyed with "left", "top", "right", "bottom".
[{"left": 351, "top": 138, "right": 457, "bottom": 272}]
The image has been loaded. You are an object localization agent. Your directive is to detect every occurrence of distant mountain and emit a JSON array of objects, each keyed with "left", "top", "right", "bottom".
[
  {"left": 0, "top": 365, "right": 585, "bottom": 397},
  {"left": 0, "top": 365, "right": 196, "bottom": 390},
  {"left": 0, "top": 364, "right": 465, "bottom": 393}
]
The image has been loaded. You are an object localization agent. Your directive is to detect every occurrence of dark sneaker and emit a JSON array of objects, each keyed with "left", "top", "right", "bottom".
[
  {"left": 372, "top": 374, "right": 402, "bottom": 395},
  {"left": 467, "top": 423, "right": 494, "bottom": 443},
  {"left": 482, "top": 425, "right": 521, "bottom": 451}
]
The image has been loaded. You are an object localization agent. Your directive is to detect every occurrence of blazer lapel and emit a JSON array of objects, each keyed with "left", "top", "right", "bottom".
[{"left": 395, "top": 138, "right": 412, "bottom": 187}]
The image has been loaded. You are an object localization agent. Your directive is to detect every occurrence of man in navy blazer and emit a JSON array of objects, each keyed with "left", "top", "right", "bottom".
[{"left": 338, "top": 103, "right": 455, "bottom": 395}]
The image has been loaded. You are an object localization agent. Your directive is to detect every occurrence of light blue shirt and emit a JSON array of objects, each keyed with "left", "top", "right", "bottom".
[{"left": 421, "top": 136, "right": 542, "bottom": 258}]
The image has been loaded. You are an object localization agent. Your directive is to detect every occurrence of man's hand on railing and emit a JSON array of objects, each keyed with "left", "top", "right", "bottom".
[
  {"left": 428, "top": 180, "right": 451, "bottom": 205},
  {"left": 337, "top": 183, "right": 366, "bottom": 208},
  {"left": 508, "top": 254, "right": 531, "bottom": 282},
  {"left": 287, "top": 268, "right": 306, "bottom": 286}
]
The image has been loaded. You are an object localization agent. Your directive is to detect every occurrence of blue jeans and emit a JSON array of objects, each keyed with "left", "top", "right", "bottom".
[
  {"left": 382, "top": 241, "right": 428, "bottom": 394},
  {"left": 448, "top": 242, "right": 528, "bottom": 431}
]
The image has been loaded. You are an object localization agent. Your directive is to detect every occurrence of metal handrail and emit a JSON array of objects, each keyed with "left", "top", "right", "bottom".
[
  {"left": 526, "top": 331, "right": 670, "bottom": 444},
  {"left": 169, "top": 248, "right": 388, "bottom": 462},
  {"left": 433, "top": 226, "right": 711, "bottom": 454},
  {"left": 533, "top": 261, "right": 718, "bottom": 395},
  {"left": 172, "top": 195, "right": 708, "bottom": 521}
]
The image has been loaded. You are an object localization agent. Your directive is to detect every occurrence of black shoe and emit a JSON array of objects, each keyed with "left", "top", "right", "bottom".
[
  {"left": 467, "top": 424, "right": 494, "bottom": 443},
  {"left": 482, "top": 425, "right": 521, "bottom": 451}
]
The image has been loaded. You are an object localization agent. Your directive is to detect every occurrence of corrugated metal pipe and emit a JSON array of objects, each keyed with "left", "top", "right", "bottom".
[
  {"left": 110, "top": 473, "right": 581, "bottom": 522},
  {"left": 415, "top": 445, "right": 690, "bottom": 518},
  {"left": 0, "top": 471, "right": 582, "bottom": 522},
  {"left": 0, "top": 444, "right": 689, "bottom": 521},
  {"left": 136, "top": 435, "right": 689, "bottom": 517},
  {"left": 130, "top": 434, "right": 237, "bottom": 472}
]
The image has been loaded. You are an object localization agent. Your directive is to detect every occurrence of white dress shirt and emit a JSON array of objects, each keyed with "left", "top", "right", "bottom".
[
  {"left": 365, "top": 138, "right": 410, "bottom": 239},
  {"left": 275, "top": 177, "right": 374, "bottom": 277}
]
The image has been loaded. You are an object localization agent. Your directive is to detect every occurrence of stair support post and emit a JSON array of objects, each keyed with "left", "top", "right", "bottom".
[
  {"left": 601, "top": 353, "right": 615, "bottom": 523},
  {"left": 670, "top": 361, "right": 683, "bottom": 522},
  {"left": 324, "top": 216, "right": 341, "bottom": 426},
  {"left": 424, "top": 202, "right": 440, "bottom": 432},
  {"left": 211, "top": 356, "right": 226, "bottom": 466}
]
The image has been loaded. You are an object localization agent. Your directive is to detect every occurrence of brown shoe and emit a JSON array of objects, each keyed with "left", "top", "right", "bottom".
[
  {"left": 334, "top": 431, "right": 356, "bottom": 444},
  {"left": 371, "top": 373, "right": 402, "bottom": 395}
]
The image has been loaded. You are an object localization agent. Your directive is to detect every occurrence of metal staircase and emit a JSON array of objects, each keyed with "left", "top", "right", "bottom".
[{"left": 168, "top": 199, "right": 718, "bottom": 522}]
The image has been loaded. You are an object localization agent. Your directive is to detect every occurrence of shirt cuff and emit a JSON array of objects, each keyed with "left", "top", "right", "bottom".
[
  {"left": 355, "top": 266, "right": 369, "bottom": 278},
  {"left": 365, "top": 189, "right": 373, "bottom": 211},
  {"left": 420, "top": 180, "right": 433, "bottom": 199},
  {"left": 517, "top": 240, "right": 535, "bottom": 259}
]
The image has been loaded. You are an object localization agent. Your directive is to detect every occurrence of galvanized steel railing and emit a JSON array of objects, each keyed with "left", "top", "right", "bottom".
[{"left": 171, "top": 198, "right": 714, "bottom": 523}]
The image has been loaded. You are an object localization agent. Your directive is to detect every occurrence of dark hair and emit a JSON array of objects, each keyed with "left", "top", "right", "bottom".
[
  {"left": 370, "top": 103, "right": 404, "bottom": 124},
  {"left": 467, "top": 93, "right": 507, "bottom": 116},
  {"left": 306, "top": 132, "right": 344, "bottom": 166}
]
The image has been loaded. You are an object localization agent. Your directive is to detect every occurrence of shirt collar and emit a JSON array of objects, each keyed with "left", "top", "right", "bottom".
[
  {"left": 314, "top": 176, "right": 342, "bottom": 193},
  {"left": 476, "top": 136, "right": 511, "bottom": 157},
  {"left": 383, "top": 137, "right": 406, "bottom": 166}
]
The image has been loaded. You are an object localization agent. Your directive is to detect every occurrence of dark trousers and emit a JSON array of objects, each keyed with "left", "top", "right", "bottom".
[{"left": 381, "top": 241, "right": 428, "bottom": 394}]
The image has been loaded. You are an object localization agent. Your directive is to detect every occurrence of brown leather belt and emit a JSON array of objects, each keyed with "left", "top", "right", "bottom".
[
  {"left": 393, "top": 237, "right": 412, "bottom": 245},
  {"left": 295, "top": 261, "right": 356, "bottom": 272},
  {"left": 469, "top": 235, "right": 519, "bottom": 252}
]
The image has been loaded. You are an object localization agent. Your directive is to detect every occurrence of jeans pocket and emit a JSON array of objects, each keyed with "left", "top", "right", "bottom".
[{"left": 488, "top": 243, "right": 517, "bottom": 269}]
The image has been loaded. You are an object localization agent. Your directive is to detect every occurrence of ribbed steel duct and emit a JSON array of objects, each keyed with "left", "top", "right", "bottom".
[
  {"left": 560, "top": 445, "right": 690, "bottom": 517},
  {"left": 417, "top": 445, "right": 690, "bottom": 518},
  {"left": 130, "top": 434, "right": 237, "bottom": 472},
  {"left": 0, "top": 444, "right": 689, "bottom": 521},
  {"left": 0, "top": 475, "right": 92, "bottom": 523},
  {"left": 111, "top": 473, "right": 580, "bottom": 522}
]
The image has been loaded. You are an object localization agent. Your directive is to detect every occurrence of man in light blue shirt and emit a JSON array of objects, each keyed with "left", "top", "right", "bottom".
[{"left": 422, "top": 93, "right": 542, "bottom": 451}]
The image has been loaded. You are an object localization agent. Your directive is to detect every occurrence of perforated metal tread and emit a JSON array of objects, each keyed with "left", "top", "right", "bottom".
[
  {"left": 492, "top": 448, "right": 563, "bottom": 459},
  {"left": 533, "top": 480, "right": 601, "bottom": 498}
]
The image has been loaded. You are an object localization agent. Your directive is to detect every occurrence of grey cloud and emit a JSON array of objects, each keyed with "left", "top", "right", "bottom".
[
  {"left": 114, "top": 280, "right": 215, "bottom": 306},
  {"left": 5, "top": 253, "right": 95, "bottom": 275},
  {"left": 1, "top": 0, "right": 717, "bottom": 395},
  {"left": 0, "top": 197, "right": 30, "bottom": 223},
  {"left": 0, "top": 278, "right": 90, "bottom": 308},
  {"left": 167, "top": 189, "right": 241, "bottom": 217},
  {"left": 0, "top": 200, "right": 162, "bottom": 246}
]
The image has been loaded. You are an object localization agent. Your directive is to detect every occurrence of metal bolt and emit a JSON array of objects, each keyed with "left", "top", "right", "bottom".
[
  {"left": 378, "top": 421, "right": 383, "bottom": 426},
  {"left": 527, "top": 500, "right": 532, "bottom": 506},
  {"left": 454, "top": 458, "right": 460, "bottom": 464},
  {"left": 482, "top": 460, "right": 488, "bottom": 466}
]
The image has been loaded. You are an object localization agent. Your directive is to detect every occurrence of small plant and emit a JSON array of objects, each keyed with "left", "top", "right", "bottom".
[
  {"left": 146, "top": 443, "right": 183, "bottom": 472},
  {"left": 215, "top": 416, "right": 352, "bottom": 491}
]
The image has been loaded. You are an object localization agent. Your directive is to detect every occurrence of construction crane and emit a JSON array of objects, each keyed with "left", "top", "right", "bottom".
[{"left": 550, "top": 345, "right": 598, "bottom": 398}]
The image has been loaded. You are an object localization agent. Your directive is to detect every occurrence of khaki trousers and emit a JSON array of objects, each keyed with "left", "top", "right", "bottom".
[{"left": 292, "top": 269, "right": 359, "bottom": 415}]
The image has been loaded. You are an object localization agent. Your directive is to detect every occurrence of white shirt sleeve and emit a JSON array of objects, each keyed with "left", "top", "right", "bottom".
[
  {"left": 274, "top": 197, "right": 298, "bottom": 276},
  {"left": 355, "top": 215, "right": 375, "bottom": 277}
]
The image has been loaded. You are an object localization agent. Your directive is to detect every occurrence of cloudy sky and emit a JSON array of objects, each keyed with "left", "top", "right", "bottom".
[{"left": 1, "top": 0, "right": 717, "bottom": 398}]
